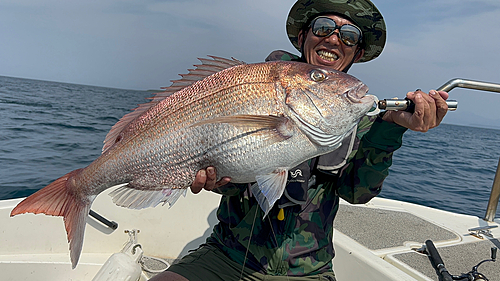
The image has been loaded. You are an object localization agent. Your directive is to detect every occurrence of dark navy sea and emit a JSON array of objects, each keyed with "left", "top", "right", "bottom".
[{"left": 1, "top": 75, "right": 499, "bottom": 218}]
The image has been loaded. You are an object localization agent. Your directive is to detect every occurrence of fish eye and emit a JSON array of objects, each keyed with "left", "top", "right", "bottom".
[{"left": 310, "top": 70, "right": 326, "bottom": 82}]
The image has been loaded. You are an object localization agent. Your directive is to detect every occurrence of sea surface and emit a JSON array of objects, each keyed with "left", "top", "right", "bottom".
[{"left": 1, "top": 75, "right": 499, "bottom": 218}]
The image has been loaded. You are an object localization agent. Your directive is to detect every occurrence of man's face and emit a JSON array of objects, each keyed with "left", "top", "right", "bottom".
[{"left": 298, "top": 14, "right": 364, "bottom": 71}]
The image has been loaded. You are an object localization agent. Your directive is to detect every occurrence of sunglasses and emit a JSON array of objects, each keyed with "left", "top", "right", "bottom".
[{"left": 309, "top": 16, "right": 363, "bottom": 47}]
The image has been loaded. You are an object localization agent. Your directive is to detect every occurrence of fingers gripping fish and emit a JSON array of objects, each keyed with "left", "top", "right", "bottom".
[{"left": 10, "top": 56, "right": 376, "bottom": 268}]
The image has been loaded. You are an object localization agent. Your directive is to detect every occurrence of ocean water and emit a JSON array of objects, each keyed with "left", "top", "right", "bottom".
[
  {"left": 382, "top": 124, "right": 500, "bottom": 218},
  {"left": 1, "top": 75, "right": 499, "bottom": 218}
]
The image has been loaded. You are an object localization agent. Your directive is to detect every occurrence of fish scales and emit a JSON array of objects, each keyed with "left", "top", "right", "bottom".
[
  {"left": 89, "top": 69, "right": 286, "bottom": 189},
  {"left": 77, "top": 65, "right": 283, "bottom": 191},
  {"left": 10, "top": 56, "right": 376, "bottom": 268}
]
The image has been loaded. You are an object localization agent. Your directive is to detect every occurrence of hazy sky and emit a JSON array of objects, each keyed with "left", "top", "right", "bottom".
[{"left": 1, "top": 0, "right": 499, "bottom": 128}]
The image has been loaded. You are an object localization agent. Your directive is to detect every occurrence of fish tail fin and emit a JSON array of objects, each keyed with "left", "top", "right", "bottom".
[{"left": 10, "top": 168, "right": 91, "bottom": 268}]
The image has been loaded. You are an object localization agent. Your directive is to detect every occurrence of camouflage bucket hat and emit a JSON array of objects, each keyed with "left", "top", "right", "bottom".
[{"left": 287, "top": 0, "right": 386, "bottom": 63}]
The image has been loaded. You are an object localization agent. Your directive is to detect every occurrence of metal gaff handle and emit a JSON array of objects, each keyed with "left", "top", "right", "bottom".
[
  {"left": 425, "top": 240, "right": 454, "bottom": 281},
  {"left": 378, "top": 99, "right": 457, "bottom": 112},
  {"left": 379, "top": 78, "right": 500, "bottom": 112}
]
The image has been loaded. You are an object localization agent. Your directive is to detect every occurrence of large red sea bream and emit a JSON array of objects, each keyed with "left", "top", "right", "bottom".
[{"left": 11, "top": 56, "right": 377, "bottom": 268}]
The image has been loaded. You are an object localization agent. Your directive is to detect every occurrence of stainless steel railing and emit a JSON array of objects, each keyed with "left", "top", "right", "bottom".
[
  {"left": 485, "top": 159, "right": 500, "bottom": 222},
  {"left": 436, "top": 78, "right": 500, "bottom": 222},
  {"left": 437, "top": 78, "right": 500, "bottom": 93}
]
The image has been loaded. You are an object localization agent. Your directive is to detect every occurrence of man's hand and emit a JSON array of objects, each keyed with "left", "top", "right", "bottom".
[
  {"left": 190, "top": 166, "right": 231, "bottom": 194},
  {"left": 382, "top": 90, "right": 449, "bottom": 132}
]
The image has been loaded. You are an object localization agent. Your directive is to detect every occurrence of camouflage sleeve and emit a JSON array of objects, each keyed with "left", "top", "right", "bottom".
[
  {"left": 265, "top": 50, "right": 300, "bottom": 62},
  {"left": 213, "top": 183, "right": 248, "bottom": 196},
  {"left": 336, "top": 116, "right": 407, "bottom": 204}
]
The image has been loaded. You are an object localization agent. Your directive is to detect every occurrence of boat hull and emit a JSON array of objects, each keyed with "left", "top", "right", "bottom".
[{"left": 2, "top": 189, "right": 499, "bottom": 280}]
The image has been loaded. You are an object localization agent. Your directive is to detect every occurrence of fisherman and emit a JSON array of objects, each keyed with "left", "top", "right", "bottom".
[{"left": 151, "top": 0, "right": 449, "bottom": 280}]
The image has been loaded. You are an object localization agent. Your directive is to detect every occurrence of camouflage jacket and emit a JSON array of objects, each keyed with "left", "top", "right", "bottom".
[{"left": 205, "top": 51, "right": 408, "bottom": 276}]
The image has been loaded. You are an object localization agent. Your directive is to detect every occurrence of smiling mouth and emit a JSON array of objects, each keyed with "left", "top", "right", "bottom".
[
  {"left": 316, "top": 50, "right": 339, "bottom": 61},
  {"left": 317, "top": 50, "right": 339, "bottom": 61}
]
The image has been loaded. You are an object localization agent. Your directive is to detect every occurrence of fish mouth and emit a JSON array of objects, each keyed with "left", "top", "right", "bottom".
[{"left": 345, "top": 84, "right": 370, "bottom": 103}]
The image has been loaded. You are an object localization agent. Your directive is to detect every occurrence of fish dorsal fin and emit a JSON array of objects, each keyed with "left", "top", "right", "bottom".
[{"left": 102, "top": 56, "right": 246, "bottom": 153}]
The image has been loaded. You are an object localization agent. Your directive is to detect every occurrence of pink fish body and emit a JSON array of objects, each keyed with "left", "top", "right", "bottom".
[{"left": 11, "top": 57, "right": 375, "bottom": 268}]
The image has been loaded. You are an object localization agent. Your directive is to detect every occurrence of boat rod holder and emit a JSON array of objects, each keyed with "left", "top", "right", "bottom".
[
  {"left": 431, "top": 78, "right": 500, "bottom": 222},
  {"left": 90, "top": 209, "right": 118, "bottom": 230}
]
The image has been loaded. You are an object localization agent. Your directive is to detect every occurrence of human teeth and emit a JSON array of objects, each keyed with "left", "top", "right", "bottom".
[{"left": 317, "top": 50, "right": 338, "bottom": 61}]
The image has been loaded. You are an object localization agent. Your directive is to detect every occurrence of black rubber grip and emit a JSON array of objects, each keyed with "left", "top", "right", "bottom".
[{"left": 425, "top": 240, "right": 454, "bottom": 281}]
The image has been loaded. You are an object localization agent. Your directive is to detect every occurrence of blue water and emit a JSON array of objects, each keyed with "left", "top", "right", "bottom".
[
  {"left": 382, "top": 125, "right": 500, "bottom": 218},
  {"left": 1, "top": 75, "right": 499, "bottom": 218}
]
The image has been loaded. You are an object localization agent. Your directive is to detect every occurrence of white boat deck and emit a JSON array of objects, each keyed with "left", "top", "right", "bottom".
[
  {"left": 1, "top": 190, "right": 499, "bottom": 281},
  {"left": 334, "top": 199, "right": 500, "bottom": 280}
]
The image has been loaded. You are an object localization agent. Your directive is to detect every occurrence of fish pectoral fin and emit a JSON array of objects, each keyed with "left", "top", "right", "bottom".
[
  {"left": 192, "top": 115, "right": 294, "bottom": 139},
  {"left": 108, "top": 185, "right": 187, "bottom": 209},
  {"left": 251, "top": 168, "right": 288, "bottom": 217}
]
